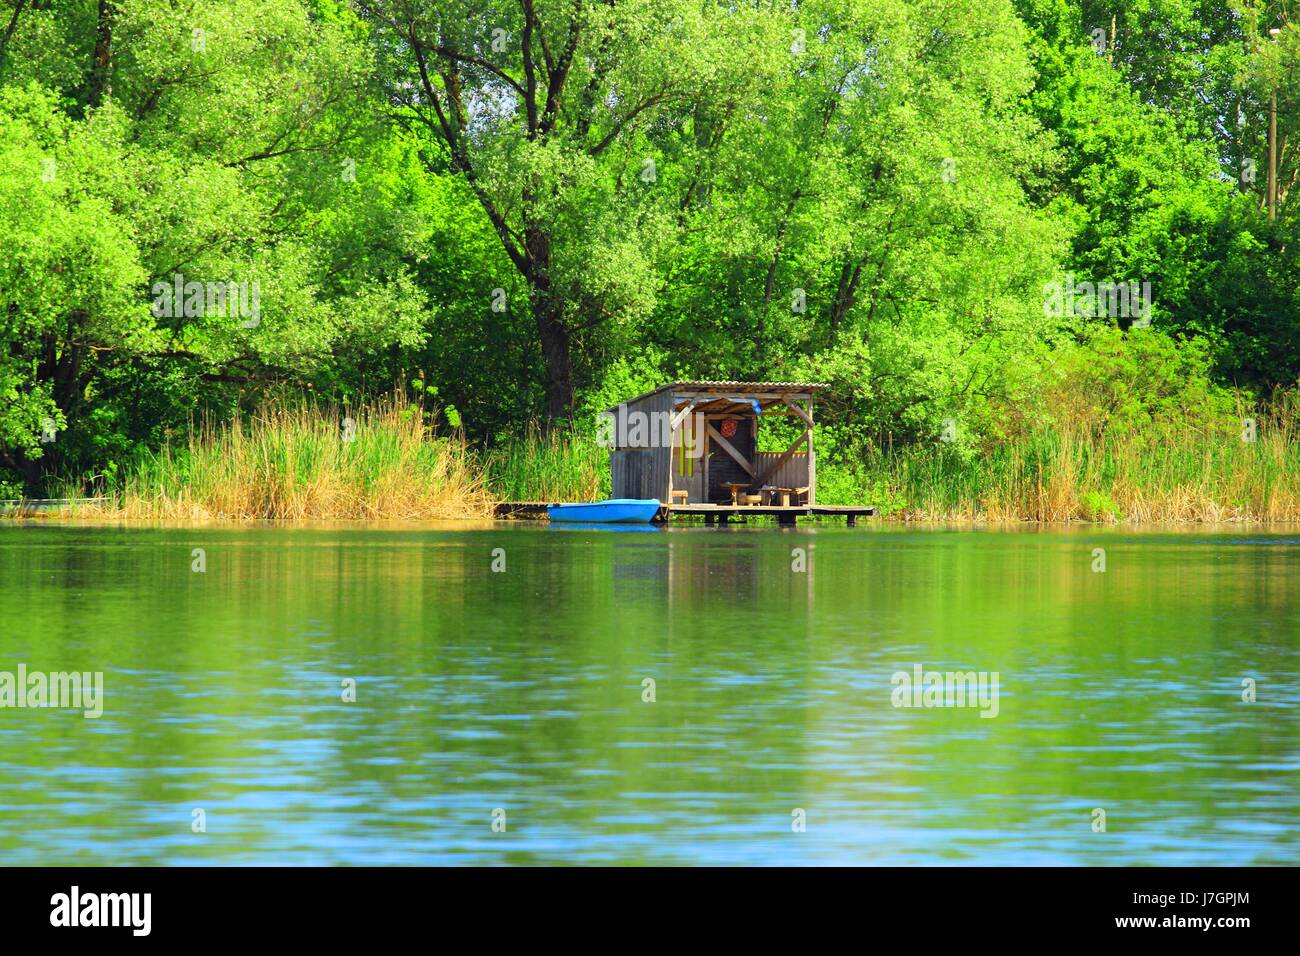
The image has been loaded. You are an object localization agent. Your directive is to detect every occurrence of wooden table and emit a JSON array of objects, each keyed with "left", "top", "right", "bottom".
[{"left": 721, "top": 481, "right": 750, "bottom": 506}]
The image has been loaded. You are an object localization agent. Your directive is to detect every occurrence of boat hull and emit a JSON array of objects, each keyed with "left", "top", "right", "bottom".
[{"left": 546, "top": 499, "right": 661, "bottom": 524}]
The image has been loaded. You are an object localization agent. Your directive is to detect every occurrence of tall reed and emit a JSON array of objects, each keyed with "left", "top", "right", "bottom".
[
  {"left": 850, "top": 393, "right": 1300, "bottom": 522},
  {"left": 83, "top": 395, "right": 489, "bottom": 520},
  {"left": 35, "top": 389, "right": 1300, "bottom": 524},
  {"left": 482, "top": 423, "right": 609, "bottom": 503}
]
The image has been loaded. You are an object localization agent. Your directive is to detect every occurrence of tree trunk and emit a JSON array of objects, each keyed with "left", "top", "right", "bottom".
[
  {"left": 759, "top": 190, "right": 801, "bottom": 368},
  {"left": 535, "top": 295, "right": 575, "bottom": 421},
  {"left": 524, "top": 226, "right": 574, "bottom": 421},
  {"left": 17, "top": 325, "right": 88, "bottom": 490},
  {"left": 86, "top": 1, "right": 115, "bottom": 108},
  {"left": 829, "top": 257, "right": 855, "bottom": 341}
]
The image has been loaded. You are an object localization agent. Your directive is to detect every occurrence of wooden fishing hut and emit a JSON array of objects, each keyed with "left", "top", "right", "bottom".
[{"left": 603, "top": 381, "right": 873, "bottom": 525}]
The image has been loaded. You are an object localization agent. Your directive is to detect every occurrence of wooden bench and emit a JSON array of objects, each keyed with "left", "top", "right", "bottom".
[{"left": 670, "top": 489, "right": 689, "bottom": 505}]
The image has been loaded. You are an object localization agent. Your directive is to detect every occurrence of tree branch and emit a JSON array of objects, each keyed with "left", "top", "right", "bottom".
[
  {"left": 411, "top": 30, "right": 528, "bottom": 275},
  {"left": 520, "top": 0, "right": 540, "bottom": 134},
  {"left": 433, "top": 44, "right": 527, "bottom": 100},
  {"left": 587, "top": 90, "right": 667, "bottom": 155},
  {"left": 540, "top": 0, "right": 584, "bottom": 134},
  {"left": 0, "top": 0, "right": 28, "bottom": 74}
]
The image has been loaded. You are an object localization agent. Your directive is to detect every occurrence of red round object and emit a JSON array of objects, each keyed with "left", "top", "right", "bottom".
[{"left": 720, "top": 419, "right": 738, "bottom": 439}]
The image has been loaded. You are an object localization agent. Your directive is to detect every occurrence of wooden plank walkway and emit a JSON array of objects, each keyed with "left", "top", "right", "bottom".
[
  {"left": 669, "top": 503, "right": 876, "bottom": 525},
  {"left": 492, "top": 501, "right": 551, "bottom": 519},
  {"left": 493, "top": 501, "right": 876, "bottom": 525}
]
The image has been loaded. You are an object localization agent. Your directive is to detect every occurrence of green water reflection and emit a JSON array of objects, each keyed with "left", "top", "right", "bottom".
[{"left": 0, "top": 523, "right": 1296, "bottom": 864}]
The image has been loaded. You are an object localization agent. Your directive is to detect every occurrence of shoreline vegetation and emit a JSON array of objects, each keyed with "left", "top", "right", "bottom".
[
  {"left": 7, "top": 390, "right": 1300, "bottom": 524},
  {"left": 46, "top": 396, "right": 492, "bottom": 522},
  {"left": 5, "top": 4, "right": 1299, "bottom": 533}
]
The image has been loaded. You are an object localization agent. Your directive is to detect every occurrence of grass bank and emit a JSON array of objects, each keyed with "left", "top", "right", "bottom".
[
  {"left": 60, "top": 395, "right": 490, "bottom": 521},
  {"left": 847, "top": 425, "right": 1300, "bottom": 522},
  {"left": 820, "top": 393, "right": 1300, "bottom": 522},
  {"left": 479, "top": 395, "right": 1300, "bottom": 523},
  {"left": 20, "top": 390, "right": 1300, "bottom": 524}
]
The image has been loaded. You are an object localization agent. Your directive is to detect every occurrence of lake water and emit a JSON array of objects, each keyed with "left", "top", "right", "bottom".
[{"left": 0, "top": 523, "right": 1296, "bottom": 865}]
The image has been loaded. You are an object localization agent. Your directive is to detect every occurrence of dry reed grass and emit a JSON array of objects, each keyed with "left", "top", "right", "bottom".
[{"left": 70, "top": 394, "right": 490, "bottom": 521}]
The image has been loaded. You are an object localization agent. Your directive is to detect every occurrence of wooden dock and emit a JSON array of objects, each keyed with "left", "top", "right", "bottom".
[
  {"left": 493, "top": 501, "right": 875, "bottom": 525},
  {"left": 492, "top": 501, "right": 552, "bottom": 519},
  {"left": 666, "top": 503, "right": 876, "bottom": 526}
]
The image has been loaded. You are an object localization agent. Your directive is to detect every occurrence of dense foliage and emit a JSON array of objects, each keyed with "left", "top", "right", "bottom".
[{"left": 1, "top": 0, "right": 1297, "bottom": 497}]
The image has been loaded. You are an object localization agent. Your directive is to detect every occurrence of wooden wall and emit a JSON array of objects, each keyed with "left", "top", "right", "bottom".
[
  {"left": 754, "top": 451, "right": 809, "bottom": 490},
  {"left": 610, "top": 449, "right": 660, "bottom": 500},
  {"left": 609, "top": 389, "right": 674, "bottom": 502},
  {"left": 669, "top": 418, "right": 706, "bottom": 504}
]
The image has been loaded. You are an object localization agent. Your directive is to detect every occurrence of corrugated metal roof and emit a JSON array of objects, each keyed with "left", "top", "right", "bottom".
[
  {"left": 666, "top": 380, "right": 827, "bottom": 391},
  {"left": 605, "top": 381, "right": 826, "bottom": 412}
]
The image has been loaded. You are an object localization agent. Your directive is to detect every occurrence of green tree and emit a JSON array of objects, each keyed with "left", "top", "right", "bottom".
[
  {"left": 0, "top": 0, "right": 427, "bottom": 488},
  {"left": 358, "top": 0, "right": 772, "bottom": 420}
]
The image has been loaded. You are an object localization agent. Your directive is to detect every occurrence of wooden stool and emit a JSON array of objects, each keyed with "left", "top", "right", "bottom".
[
  {"left": 670, "top": 489, "right": 689, "bottom": 505},
  {"left": 741, "top": 493, "right": 762, "bottom": 506}
]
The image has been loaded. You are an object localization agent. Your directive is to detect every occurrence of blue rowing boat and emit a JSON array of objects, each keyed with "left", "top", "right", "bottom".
[{"left": 546, "top": 499, "right": 661, "bottom": 524}]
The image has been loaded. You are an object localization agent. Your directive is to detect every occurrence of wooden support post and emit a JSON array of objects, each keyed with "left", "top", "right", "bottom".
[
  {"left": 754, "top": 429, "right": 809, "bottom": 486},
  {"left": 781, "top": 395, "right": 814, "bottom": 427},
  {"left": 705, "top": 423, "right": 756, "bottom": 477},
  {"left": 702, "top": 435, "right": 710, "bottom": 503},
  {"left": 807, "top": 396, "right": 816, "bottom": 506},
  {"left": 666, "top": 451, "right": 673, "bottom": 506}
]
